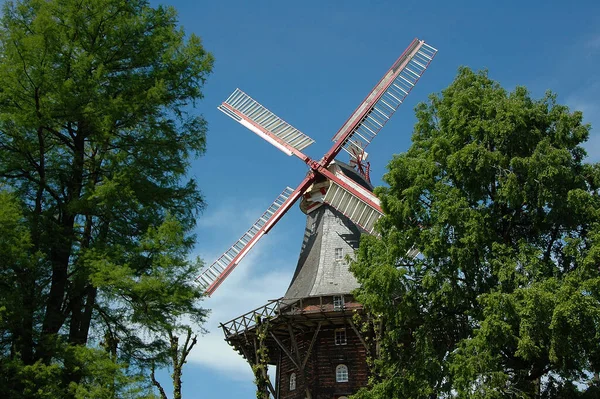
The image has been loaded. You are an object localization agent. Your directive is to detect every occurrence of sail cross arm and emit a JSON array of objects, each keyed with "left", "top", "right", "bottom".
[
  {"left": 218, "top": 89, "right": 314, "bottom": 161},
  {"left": 196, "top": 175, "right": 316, "bottom": 296},
  {"left": 323, "top": 39, "right": 437, "bottom": 165},
  {"left": 317, "top": 166, "right": 383, "bottom": 235}
]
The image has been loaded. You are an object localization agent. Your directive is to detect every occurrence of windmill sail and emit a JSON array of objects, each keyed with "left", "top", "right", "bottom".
[
  {"left": 326, "top": 39, "right": 437, "bottom": 164},
  {"left": 322, "top": 179, "right": 383, "bottom": 235},
  {"left": 209, "top": 38, "right": 437, "bottom": 296},
  {"left": 218, "top": 89, "right": 315, "bottom": 156},
  {"left": 196, "top": 187, "right": 295, "bottom": 295}
]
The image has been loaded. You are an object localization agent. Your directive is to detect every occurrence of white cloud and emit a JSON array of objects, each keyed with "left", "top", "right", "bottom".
[
  {"left": 185, "top": 187, "right": 305, "bottom": 380},
  {"left": 586, "top": 34, "right": 600, "bottom": 51},
  {"left": 196, "top": 200, "right": 264, "bottom": 231},
  {"left": 188, "top": 250, "right": 292, "bottom": 379}
]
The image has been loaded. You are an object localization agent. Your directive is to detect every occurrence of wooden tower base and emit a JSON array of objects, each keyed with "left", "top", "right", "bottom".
[{"left": 221, "top": 294, "right": 371, "bottom": 399}]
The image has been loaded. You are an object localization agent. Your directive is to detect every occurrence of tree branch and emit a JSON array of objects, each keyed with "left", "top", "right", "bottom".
[{"left": 150, "top": 362, "right": 168, "bottom": 399}]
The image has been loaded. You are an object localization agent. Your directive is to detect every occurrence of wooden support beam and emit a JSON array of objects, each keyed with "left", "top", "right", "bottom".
[
  {"left": 267, "top": 380, "right": 276, "bottom": 398},
  {"left": 219, "top": 322, "right": 231, "bottom": 338},
  {"left": 275, "top": 352, "right": 281, "bottom": 399},
  {"left": 269, "top": 331, "right": 301, "bottom": 371},
  {"left": 237, "top": 344, "right": 254, "bottom": 370},
  {"left": 287, "top": 323, "right": 302, "bottom": 368},
  {"left": 301, "top": 321, "right": 321, "bottom": 370},
  {"left": 348, "top": 319, "right": 370, "bottom": 355}
]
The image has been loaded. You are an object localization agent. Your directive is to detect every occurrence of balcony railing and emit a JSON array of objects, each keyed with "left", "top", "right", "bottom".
[{"left": 220, "top": 295, "right": 362, "bottom": 338}]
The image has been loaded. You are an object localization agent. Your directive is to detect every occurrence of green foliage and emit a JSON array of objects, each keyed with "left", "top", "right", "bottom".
[
  {"left": 252, "top": 316, "right": 272, "bottom": 399},
  {"left": 351, "top": 68, "right": 600, "bottom": 398},
  {"left": 66, "top": 345, "right": 157, "bottom": 399},
  {"left": 0, "top": 0, "right": 213, "bottom": 396},
  {"left": 2, "top": 346, "right": 160, "bottom": 399}
]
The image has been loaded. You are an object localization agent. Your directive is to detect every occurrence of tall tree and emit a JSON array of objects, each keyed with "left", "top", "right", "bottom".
[
  {"left": 0, "top": 0, "right": 213, "bottom": 396},
  {"left": 351, "top": 68, "right": 600, "bottom": 398}
]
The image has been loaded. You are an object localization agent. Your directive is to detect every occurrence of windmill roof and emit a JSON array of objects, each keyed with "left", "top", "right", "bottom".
[
  {"left": 284, "top": 161, "right": 372, "bottom": 299},
  {"left": 329, "top": 160, "right": 374, "bottom": 191}
]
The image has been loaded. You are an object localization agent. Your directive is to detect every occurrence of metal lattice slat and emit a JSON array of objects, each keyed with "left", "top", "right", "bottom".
[
  {"left": 218, "top": 89, "right": 315, "bottom": 152},
  {"left": 337, "top": 41, "right": 438, "bottom": 161},
  {"left": 195, "top": 187, "right": 294, "bottom": 291},
  {"left": 322, "top": 181, "right": 383, "bottom": 235}
]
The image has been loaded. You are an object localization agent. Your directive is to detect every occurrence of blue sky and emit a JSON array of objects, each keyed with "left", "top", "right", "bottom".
[{"left": 149, "top": 1, "right": 600, "bottom": 397}]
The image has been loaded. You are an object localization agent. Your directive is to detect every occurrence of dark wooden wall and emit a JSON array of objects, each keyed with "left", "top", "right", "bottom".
[{"left": 278, "top": 324, "right": 369, "bottom": 399}]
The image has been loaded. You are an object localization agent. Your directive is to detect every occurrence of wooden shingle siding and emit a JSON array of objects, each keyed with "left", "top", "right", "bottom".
[{"left": 278, "top": 305, "right": 369, "bottom": 399}]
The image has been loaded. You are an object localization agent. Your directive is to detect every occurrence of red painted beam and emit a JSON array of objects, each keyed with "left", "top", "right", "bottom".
[
  {"left": 220, "top": 103, "right": 311, "bottom": 163},
  {"left": 321, "top": 38, "right": 422, "bottom": 166},
  {"left": 205, "top": 173, "right": 316, "bottom": 296}
]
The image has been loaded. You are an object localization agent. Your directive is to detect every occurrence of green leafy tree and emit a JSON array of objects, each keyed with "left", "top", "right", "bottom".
[
  {"left": 0, "top": 190, "right": 154, "bottom": 398},
  {"left": 252, "top": 317, "right": 272, "bottom": 399},
  {"left": 351, "top": 68, "right": 600, "bottom": 398},
  {"left": 0, "top": 0, "right": 213, "bottom": 396}
]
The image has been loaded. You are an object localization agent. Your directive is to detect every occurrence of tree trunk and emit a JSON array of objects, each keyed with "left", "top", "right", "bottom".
[
  {"left": 39, "top": 122, "right": 86, "bottom": 368},
  {"left": 151, "top": 363, "right": 168, "bottom": 399},
  {"left": 171, "top": 328, "right": 197, "bottom": 399}
]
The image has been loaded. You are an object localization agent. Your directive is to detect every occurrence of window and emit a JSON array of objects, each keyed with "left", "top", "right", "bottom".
[
  {"left": 333, "top": 295, "right": 344, "bottom": 310},
  {"left": 335, "top": 328, "right": 347, "bottom": 345},
  {"left": 336, "top": 364, "right": 349, "bottom": 383},
  {"left": 334, "top": 247, "right": 343, "bottom": 261},
  {"left": 289, "top": 373, "right": 296, "bottom": 391}
]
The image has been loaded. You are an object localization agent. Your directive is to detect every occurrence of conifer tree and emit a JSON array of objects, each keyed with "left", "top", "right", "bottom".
[
  {"left": 0, "top": 0, "right": 213, "bottom": 396},
  {"left": 352, "top": 68, "right": 600, "bottom": 398}
]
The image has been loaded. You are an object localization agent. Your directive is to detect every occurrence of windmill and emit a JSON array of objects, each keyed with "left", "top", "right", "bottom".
[
  {"left": 196, "top": 38, "right": 436, "bottom": 295},
  {"left": 198, "top": 38, "right": 437, "bottom": 398}
]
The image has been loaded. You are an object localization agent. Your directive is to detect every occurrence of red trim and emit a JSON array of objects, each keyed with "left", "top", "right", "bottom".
[
  {"left": 321, "top": 38, "right": 422, "bottom": 166},
  {"left": 317, "top": 166, "right": 382, "bottom": 214},
  {"left": 205, "top": 174, "right": 316, "bottom": 296},
  {"left": 221, "top": 103, "right": 312, "bottom": 163}
]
